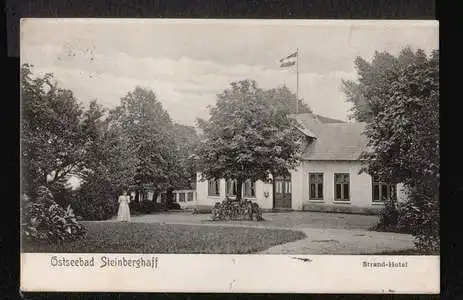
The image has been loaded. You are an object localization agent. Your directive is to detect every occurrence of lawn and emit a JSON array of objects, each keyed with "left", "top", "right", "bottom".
[{"left": 22, "top": 221, "right": 306, "bottom": 254}]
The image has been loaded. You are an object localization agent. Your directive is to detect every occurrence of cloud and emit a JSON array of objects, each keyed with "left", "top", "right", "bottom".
[
  {"left": 23, "top": 44, "right": 338, "bottom": 124},
  {"left": 22, "top": 28, "right": 433, "bottom": 125}
]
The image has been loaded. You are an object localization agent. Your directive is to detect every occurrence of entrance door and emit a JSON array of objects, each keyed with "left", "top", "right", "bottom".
[{"left": 274, "top": 173, "right": 292, "bottom": 209}]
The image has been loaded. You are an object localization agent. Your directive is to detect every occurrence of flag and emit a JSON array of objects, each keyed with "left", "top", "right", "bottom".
[{"left": 279, "top": 51, "right": 297, "bottom": 68}]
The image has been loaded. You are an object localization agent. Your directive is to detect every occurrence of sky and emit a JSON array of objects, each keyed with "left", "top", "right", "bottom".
[{"left": 21, "top": 19, "right": 438, "bottom": 126}]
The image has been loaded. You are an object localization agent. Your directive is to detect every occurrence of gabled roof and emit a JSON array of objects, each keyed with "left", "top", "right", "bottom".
[
  {"left": 290, "top": 113, "right": 368, "bottom": 161},
  {"left": 314, "top": 114, "right": 346, "bottom": 124}
]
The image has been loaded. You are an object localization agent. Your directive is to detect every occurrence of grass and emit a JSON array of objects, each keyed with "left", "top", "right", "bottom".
[{"left": 22, "top": 221, "right": 306, "bottom": 254}]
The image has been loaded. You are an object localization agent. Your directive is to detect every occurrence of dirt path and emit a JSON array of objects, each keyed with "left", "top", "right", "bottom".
[
  {"left": 259, "top": 228, "right": 415, "bottom": 254},
  {"left": 127, "top": 212, "right": 416, "bottom": 254}
]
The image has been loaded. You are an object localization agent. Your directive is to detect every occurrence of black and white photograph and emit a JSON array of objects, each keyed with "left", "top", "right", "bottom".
[{"left": 20, "top": 19, "right": 439, "bottom": 293}]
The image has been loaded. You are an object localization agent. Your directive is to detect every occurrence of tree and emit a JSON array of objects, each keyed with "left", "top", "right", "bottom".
[
  {"left": 342, "top": 47, "right": 427, "bottom": 122},
  {"left": 343, "top": 48, "right": 439, "bottom": 252},
  {"left": 68, "top": 100, "right": 139, "bottom": 220},
  {"left": 114, "top": 87, "right": 178, "bottom": 201},
  {"left": 264, "top": 85, "right": 312, "bottom": 114},
  {"left": 79, "top": 100, "right": 138, "bottom": 189},
  {"left": 172, "top": 123, "right": 199, "bottom": 190},
  {"left": 21, "top": 64, "right": 86, "bottom": 197},
  {"left": 194, "top": 79, "right": 304, "bottom": 201}
]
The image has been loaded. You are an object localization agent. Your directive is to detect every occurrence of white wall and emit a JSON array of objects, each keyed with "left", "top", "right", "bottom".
[
  {"left": 303, "top": 161, "right": 370, "bottom": 207},
  {"left": 196, "top": 174, "right": 221, "bottom": 206},
  {"left": 291, "top": 165, "right": 305, "bottom": 210},
  {"left": 172, "top": 189, "right": 197, "bottom": 209},
  {"left": 301, "top": 160, "right": 407, "bottom": 209},
  {"left": 254, "top": 176, "right": 274, "bottom": 209},
  {"left": 196, "top": 164, "right": 408, "bottom": 211},
  {"left": 196, "top": 173, "right": 274, "bottom": 209}
]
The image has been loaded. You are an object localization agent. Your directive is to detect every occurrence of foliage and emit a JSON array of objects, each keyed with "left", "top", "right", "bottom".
[
  {"left": 211, "top": 197, "right": 263, "bottom": 221},
  {"left": 22, "top": 186, "right": 86, "bottom": 243},
  {"left": 69, "top": 173, "right": 120, "bottom": 221},
  {"left": 130, "top": 200, "right": 162, "bottom": 214},
  {"left": 342, "top": 47, "right": 429, "bottom": 123},
  {"left": 344, "top": 48, "right": 439, "bottom": 253},
  {"left": 264, "top": 85, "right": 312, "bottom": 114},
  {"left": 79, "top": 100, "right": 138, "bottom": 190},
  {"left": 167, "top": 202, "right": 181, "bottom": 210},
  {"left": 397, "top": 185, "right": 440, "bottom": 253},
  {"left": 21, "top": 64, "right": 86, "bottom": 196},
  {"left": 172, "top": 123, "right": 199, "bottom": 190},
  {"left": 371, "top": 200, "right": 399, "bottom": 232},
  {"left": 195, "top": 79, "right": 304, "bottom": 201},
  {"left": 370, "top": 200, "right": 409, "bottom": 234},
  {"left": 48, "top": 183, "right": 78, "bottom": 210},
  {"left": 67, "top": 100, "right": 138, "bottom": 220},
  {"left": 112, "top": 87, "right": 179, "bottom": 195}
]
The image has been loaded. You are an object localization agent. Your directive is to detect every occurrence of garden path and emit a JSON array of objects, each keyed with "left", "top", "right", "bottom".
[{"left": 126, "top": 211, "right": 416, "bottom": 254}]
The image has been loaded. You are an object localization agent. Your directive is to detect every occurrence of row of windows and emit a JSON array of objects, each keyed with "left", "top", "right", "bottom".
[
  {"left": 177, "top": 191, "right": 195, "bottom": 202},
  {"left": 309, "top": 173, "right": 396, "bottom": 202},
  {"left": 208, "top": 174, "right": 397, "bottom": 202},
  {"left": 208, "top": 179, "right": 256, "bottom": 198}
]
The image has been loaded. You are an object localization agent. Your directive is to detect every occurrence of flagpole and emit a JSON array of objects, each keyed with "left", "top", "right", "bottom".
[{"left": 296, "top": 48, "right": 299, "bottom": 114}]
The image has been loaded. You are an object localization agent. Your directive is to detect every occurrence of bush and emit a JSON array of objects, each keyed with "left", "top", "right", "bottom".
[
  {"left": 211, "top": 197, "right": 263, "bottom": 221},
  {"left": 130, "top": 200, "right": 161, "bottom": 214},
  {"left": 168, "top": 202, "right": 181, "bottom": 210},
  {"left": 371, "top": 185, "right": 440, "bottom": 254},
  {"left": 70, "top": 175, "right": 119, "bottom": 221},
  {"left": 22, "top": 186, "right": 86, "bottom": 243},
  {"left": 398, "top": 188, "right": 440, "bottom": 254},
  {"left": 49, "top": 184, "right": 76, "bottom": 209},
  {"left": 370, "top": 199, "right": 407, "bottom": 233}
]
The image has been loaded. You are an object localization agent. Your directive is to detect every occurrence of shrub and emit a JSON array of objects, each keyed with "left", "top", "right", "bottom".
[
  {"left": 130, "top": 200, "right": 161, "bottom": 214},
  {"left": 168, "top": 202, "right": 181, "bottom": 210},
  {"left": 211, "top": 197, "right": 263, "bottom": 221},
  {"left": 371, "top": 199, "right": 401, "bottom": 232},
  {"left": 49, "top": 184, "right": 76, "bottom": 209},
  {"left": 70, "top": 175, "right": 119, "bottom": 221},
  {"left": 22, "top": 186, "right": 86, "bottom": 243},
  {"left": 371, "top": 184, "right": 440, "bottom": 254},
  {"left": 398, "top": 188, "right": 440, "bottom": 254}
]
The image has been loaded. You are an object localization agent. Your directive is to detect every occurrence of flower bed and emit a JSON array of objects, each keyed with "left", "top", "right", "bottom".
[{"left": 211, "top": 197, "right": 263, "bottom": 221}]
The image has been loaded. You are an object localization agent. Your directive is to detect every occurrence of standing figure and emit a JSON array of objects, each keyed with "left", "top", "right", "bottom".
[{"left": 117, "top": 190, "right": 131, "bottom": 222}]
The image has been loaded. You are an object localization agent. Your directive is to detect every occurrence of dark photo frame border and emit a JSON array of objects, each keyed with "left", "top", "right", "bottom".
[{"left": 3, "top": 1, "right": 455, "bottom": 299}]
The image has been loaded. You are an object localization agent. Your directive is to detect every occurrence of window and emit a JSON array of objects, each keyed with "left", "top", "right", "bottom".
[
  {"left": 208, "top": 179, "right": 220, "bottom": 196},
  {"left": 187, "top": 192, "right": 194, "bottom": 202},
  {"left": 286, "top": 181, "right": 292, "bottom": 194},
  {"left": 179, "top": 193, "right": 185, "bottom": 202},
  {"left": 334, "top": 173, "right": 350, "bottom": 201},
  {"left": 309, "top": 173, "right": 324, "bottom": 200},
  {"left": 244, "top": 180, "right": 256, "bottom": 198},
  {"left": 276, "top": 181, "right": 282, "bottom": 193},
  {"left": 226, "top": 179, "right": 237, "bottom": 197},
  {"left": 372, "top": 181, "right": 397, "bottom": 202}
]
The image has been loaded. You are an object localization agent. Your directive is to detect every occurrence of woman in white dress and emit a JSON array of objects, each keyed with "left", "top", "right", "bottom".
[{"left": 117, "top": 190, "right": 131, "bottom": 222}]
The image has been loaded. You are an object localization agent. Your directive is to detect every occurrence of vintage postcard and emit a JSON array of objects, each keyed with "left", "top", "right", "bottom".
[{"left": 20, "top": 19, "right": 439, "bottom": 293}]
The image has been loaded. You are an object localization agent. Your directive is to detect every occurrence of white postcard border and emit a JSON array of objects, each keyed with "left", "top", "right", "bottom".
[{"left": 21, "top": 253, "right": 439, "bottom": 294}]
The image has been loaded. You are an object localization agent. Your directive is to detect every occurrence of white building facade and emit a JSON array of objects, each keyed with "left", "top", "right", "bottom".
[{"left": 195, "top": 113, "right": 408, "bottom": 214}]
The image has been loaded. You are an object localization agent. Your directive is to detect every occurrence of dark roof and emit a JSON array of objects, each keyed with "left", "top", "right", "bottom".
[{"left": 291, "top": 113, "right": 368, "bottom": 161}]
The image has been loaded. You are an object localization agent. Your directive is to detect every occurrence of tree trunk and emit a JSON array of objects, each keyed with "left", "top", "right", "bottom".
[{"left": 236, "top": 178, "right": 243, "bottom": 202}]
